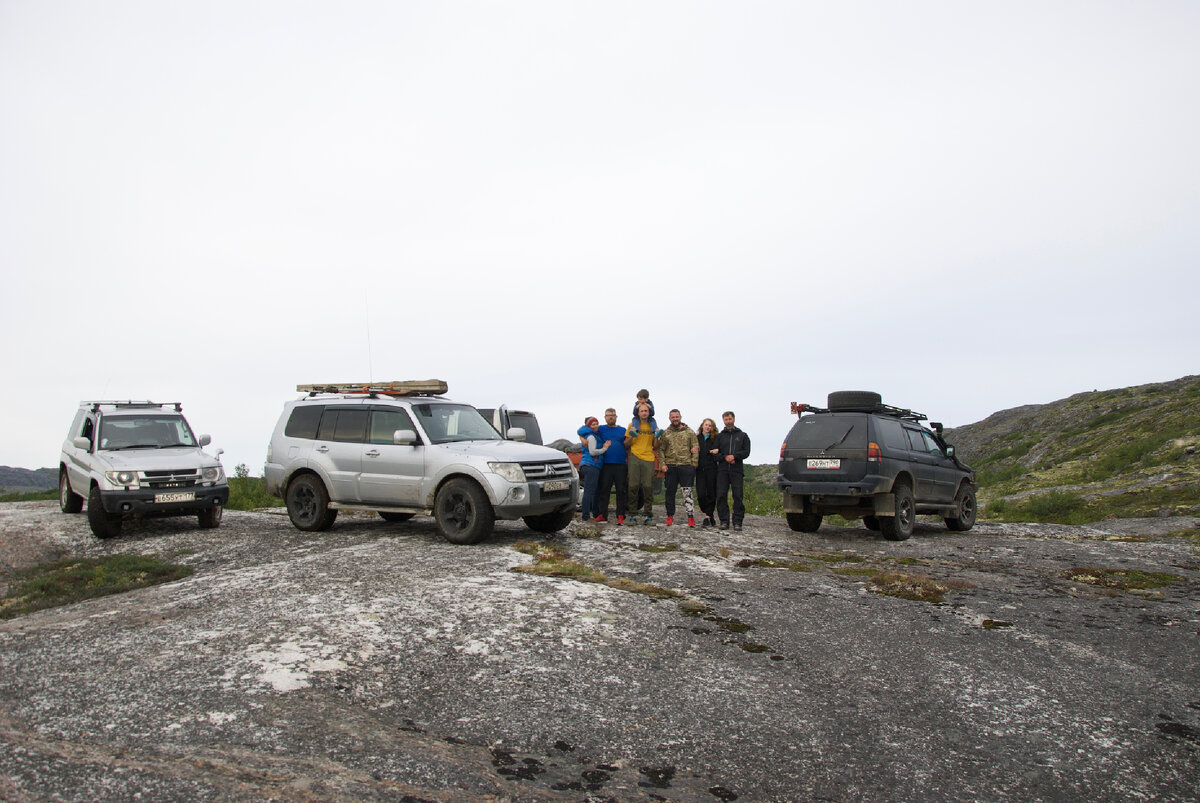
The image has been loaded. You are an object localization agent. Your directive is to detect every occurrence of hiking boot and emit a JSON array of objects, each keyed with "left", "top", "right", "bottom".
[
  {"left": 665, "top": 516, "right": 674, "bottom": 526},
  {"left": 719, "top": 521, "right": 729, "bottom": 531},
  {"left": 644, "top": 516, "right": 654, "bottom": 526},
  {"left": 733, "top": 523, "right": 743, "bottom": 532},
  {"left": 702, "top": 517, "right": 713, "bottom": 527},
  {"left": 687, "top": 516, "right": 696, "bottom": 527},
  {"left": 616, "top": 515, "right": 625, "bottom": 526},
  {"left": 594, "top": 515, "right": 607, "bottom": 524}
]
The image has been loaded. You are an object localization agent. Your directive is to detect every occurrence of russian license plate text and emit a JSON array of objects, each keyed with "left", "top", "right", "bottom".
[
  {"left": 155, "top": 491, "right": 195, "bottom": 503},
  {"left": 807, "top": 458, "right": 841, "bottom": 470}
]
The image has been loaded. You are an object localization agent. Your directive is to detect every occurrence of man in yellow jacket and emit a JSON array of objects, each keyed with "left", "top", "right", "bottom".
[{"left": 624, "top": 402, "right": 661, "bottom": 525}]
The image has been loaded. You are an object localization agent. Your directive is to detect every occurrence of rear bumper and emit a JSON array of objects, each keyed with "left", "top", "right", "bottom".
[
  {"left": 778, "top": 476, "right": 894, "bottom": 516},
  {"left": 99, "top": 485, "right": 229, "bottom": 514}
]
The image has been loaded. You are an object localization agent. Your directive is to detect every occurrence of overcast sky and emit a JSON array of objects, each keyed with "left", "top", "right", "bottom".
[{"left": 2, "top": 1, "right": 1197, "bottom": 474}]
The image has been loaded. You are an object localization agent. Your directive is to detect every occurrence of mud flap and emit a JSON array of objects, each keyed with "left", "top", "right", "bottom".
[{"left": 873, "top": 493, "right": 896, "bottom": 517}]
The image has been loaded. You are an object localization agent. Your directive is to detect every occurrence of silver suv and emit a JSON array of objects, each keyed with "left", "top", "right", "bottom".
[
  {"left": 59, "top": 401, "right": 229, "bottom": 539},
  {"left": 264, "top": 382, "right": 578, "bottom": 544}
]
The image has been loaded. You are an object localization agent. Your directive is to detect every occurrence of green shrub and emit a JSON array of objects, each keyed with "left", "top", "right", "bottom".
[{"left": 226, "top": 476, "right": 284, "bottom": 511}]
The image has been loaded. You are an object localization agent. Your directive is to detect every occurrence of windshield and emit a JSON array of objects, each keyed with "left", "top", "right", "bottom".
[
  {"left": 98, "top": 415, "right": 197, "bottom": 450},
  {"left": 412, "top": 403, "right": 502, "bottom": 444}
]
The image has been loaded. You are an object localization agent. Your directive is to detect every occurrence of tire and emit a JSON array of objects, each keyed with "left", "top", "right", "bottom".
[
  {"left": 379, "top": 511, "right": 415, "bottom": 523},
  {"left": 434, "top": 479, "right": 495, "bottom": 545},
  {"left": 60, "top": 470, "right": 83, "bottom": 514},
  {"left": 87, "top": 486, "right": 122, "bottom": 539},
  {"left": 863, "top": 515, "right": 881, "bottom": 531},
  {"left": 786, "top": 512, "right": 823, "bottom": 533},
  {"left": 879, "top": 482, "right": 914, "bottom": 541},
  {"left": 524, "top": 508, "right": 574, "bottom": 534},
  {"left": 944, "top": 485, "right": 977, "bottom": 532},
  {"left": 286, "top": 474, "right": 338, "bottom": 532},
  {"left": 827, "top": 391, "right": 882, "bottom": 411},
  {"left": 198, "top": 505, "right": 223, "bottom": 529}
]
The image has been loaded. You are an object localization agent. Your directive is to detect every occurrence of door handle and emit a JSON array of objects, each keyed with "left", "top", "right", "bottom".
[
  {"left": 365, "top": 450, "right": 380, "bottom": 458},
  {"left": 316, "top": 445, "right": 329, "bottom": 453}
]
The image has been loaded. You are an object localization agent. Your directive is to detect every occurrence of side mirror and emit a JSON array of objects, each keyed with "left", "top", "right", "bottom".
[
  {"left": 507, "top": 427, "right": 527, "bottom": 442},
  {"left": 393, "top": 430, "right": 418, "bottom": 446},
  {"left": 72, "top": 436, "right": 90, "bottom": 450},
  {"left": 945, "top": 445, "right": 956, "bottom": 458},
  {"left": 199, "top": 434, "right": 212, "bottom": 447}
]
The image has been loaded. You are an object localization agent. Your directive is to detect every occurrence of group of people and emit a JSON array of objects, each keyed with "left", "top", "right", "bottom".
[{"left": 575, "top": 390, "right": 752, "bottom": 531}]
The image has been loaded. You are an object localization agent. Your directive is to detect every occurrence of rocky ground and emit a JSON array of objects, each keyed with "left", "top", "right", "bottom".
[{"left": 1, "top": 501, "right": 1198, "bottom": 802}]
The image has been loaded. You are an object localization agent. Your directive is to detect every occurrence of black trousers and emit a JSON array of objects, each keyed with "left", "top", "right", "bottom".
[
  {"left": 716, "top": 469, "right": 745, "bottom": 525},
  {"left": 598, "top": 462, "right": 628, "bottom": 518},
  {"left": 696, "top": 465, "right": 718, "bottom": 518}
]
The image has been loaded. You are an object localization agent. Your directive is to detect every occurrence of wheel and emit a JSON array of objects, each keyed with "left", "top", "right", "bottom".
[
  {"left": 786, "top": 512, "right": 823, "bottom": 532},
  {"left": 524, "top": 508, "right": 574, "bottom": 534},
  {"left": 286, "top": 474, "right": 338, "bottom": 532},
  {"left": 879, "top": 482, "right": 914, "bottom": 541},
  {"left": 434, "top": 479, "right": 494, "bottom": 544},
  {"left": 198, "top": 505, "right": 223, "bottom": 529},
  {"left": 863, "top": 515, "right": 881, "bottom": 531},
  {"left": 379, "top": 511, "right": 415, "bottom": 523},
  {"left": 87, "top": 486, "right": 122, "bottom": 539},
  {"left": 827, "top": 391, "right": 883, "bottom": 411},
  {"left": 60, "top": 470, "right": 83, "bottom": 513},
  {"left": 944, "top": 485, "right": 977, "bottom": 532}
]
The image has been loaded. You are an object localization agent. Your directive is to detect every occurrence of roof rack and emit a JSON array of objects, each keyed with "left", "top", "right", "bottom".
[
  {"left": 297, "top": 380, "right": 449, "bottom": 398},
  {"left": 790, "top": 401, "right": 927, "bottom": 422},
  {"left": 85, "top": 400, "right": 183, "bottom": 413}
]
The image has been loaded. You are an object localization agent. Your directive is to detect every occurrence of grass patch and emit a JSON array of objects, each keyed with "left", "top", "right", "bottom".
[
  {"left": 1062, "top": 566, "right": 1183, "bottom": 591},
  {"left": 832, "top": 566, "right": 878, "bottom": 577},
  {"left": 736, "top": 557, "right": 811, "bottom": 572},
  {"left": 869, "top": 571, "right": 972, "bottom": 604},
  {"left": 226, "top": 476, "right": 285, "bottom": 511},
  {"left": 637, "top": 543, "right": 680, "bottom": 553},
  {"left": 0, "top": 489, "right": 57, "bottom": 503},
  {"left": 511, "top": 541, "right": 682, "bottom": 599},
  {"left": 0, "top": 554, "right": 194, "bottom": 619},
  {"left": 806, "top": 552, "right": 866, "bottom": 563}
]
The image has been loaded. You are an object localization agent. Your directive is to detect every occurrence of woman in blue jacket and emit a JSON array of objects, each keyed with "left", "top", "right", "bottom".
[{"left": 578, "top": 417, "right": 611, "bottom": 521}]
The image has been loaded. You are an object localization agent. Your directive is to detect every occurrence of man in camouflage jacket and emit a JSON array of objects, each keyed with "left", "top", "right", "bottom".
[{"left": 657, "top": 409, "right": 699, "bottom": 527}]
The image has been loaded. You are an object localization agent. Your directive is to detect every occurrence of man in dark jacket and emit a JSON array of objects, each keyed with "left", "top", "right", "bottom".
[{"left": 716, "top": 411, "right": 751, "bottom": 531}]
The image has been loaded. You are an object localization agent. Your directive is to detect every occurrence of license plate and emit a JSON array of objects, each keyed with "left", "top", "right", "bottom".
[
  {"left": 543, "top": 480, "right": 570, "bottom": 492},
  {"left": 155, "top": 491, "right": 195, "bottom": 503},
  {"left": 807, "top": 458, "right": 841, "bottom": 470}
]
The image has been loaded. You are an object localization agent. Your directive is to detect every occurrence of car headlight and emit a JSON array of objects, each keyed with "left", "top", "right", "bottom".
[
  {"left": 105, "top": 470, "right": 139, "bottom": 488},
  {"left": 488, "top": 462, "right": 526, "bottom": 483},
  {"left": 201, "top": 466, "right": 225, "bottom": 484}
]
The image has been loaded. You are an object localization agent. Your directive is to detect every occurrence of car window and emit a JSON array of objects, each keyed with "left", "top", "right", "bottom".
[
  {"left": 412, "top": 404, "right": 501, "bottom": 444},
  {"left": 98, "top": 415, "right": 197, "bottom": 450},
  {"left": 285, "top": 405, "right": 324, "bottom": 439},
  {"left": 506, "top": 412, "right": 542, "bottom": 445},
  {"left": 904, "top": 429, "right": 926, "bottom": 452},
  {"left": 921, "top": 431, "right": 945, "bottom": 457},
  {"left": 369, "top": 408, "right": 417, "bottom": 444},
  {"left": 316, "top": 408, "right": 369, "bottom": 443},
  {"left": 875, "top": 418, "right": 906, "bottom": 451}
]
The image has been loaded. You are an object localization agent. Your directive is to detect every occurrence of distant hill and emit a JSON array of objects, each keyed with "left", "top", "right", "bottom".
[
  {"left": 943, "top": 375, "right": 1200, "bottom": 523},
  {"left": 0, "top": 466, "right": 57, "bottom": 495}
]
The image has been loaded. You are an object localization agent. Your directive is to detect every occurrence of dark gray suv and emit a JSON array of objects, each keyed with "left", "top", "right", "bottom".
[{"left": 777, "top": 391, "right": 976, "bottom": 540}]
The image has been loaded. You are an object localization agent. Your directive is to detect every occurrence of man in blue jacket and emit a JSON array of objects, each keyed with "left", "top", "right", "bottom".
[{"left": 596, "top": 408, "right": 629, "bottom": 524}]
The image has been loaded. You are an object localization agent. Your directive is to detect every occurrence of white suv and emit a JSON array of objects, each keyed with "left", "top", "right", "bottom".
[
  {"left": 59, "top": 401, "right": 229, "bottom": 539},
  {"left": 264, "top": 382, "right": 578, "bottom": 544}
]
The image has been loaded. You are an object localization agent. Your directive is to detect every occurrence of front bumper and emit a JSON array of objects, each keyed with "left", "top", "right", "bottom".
[
  {"left": 489, "top": 477, "right": 579, "bottom": 519},
  {"left": 99, "top": 485, "right": 230, "bottom": 515}
]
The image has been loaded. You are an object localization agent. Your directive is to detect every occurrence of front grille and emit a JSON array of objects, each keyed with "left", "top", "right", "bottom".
[
  {"left": 142, "top": 469, "right": 201, "bottom": 489},
  {"left": 522, "top": 460, "right": 574, "bottom": 480}
]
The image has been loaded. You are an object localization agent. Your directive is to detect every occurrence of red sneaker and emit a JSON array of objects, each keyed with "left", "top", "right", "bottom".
[
  {"left": 665, "top": 516, "right": 674, "bottom": 526},
  {"left": 687, "top": 516, "right": 695, "bottom": 527},
  {"left": 616, "top": 515, "right": 625, "bottom": 526},
  {"left": 594, "top": 515, "right": 607, "bottom": 523}
]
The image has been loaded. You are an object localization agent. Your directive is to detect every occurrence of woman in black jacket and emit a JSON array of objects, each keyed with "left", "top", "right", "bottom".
[{"left": 695, "top": 417, "right": 721, "bottom": 526}]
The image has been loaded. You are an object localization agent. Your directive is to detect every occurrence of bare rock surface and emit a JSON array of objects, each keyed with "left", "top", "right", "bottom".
[{"left": 1, "top": 501, "right": 1198, "bottom": 801}]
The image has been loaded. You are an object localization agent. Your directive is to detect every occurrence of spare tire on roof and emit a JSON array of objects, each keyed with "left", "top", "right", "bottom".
[{"left": 827, "top": 390, "right": 883, "bottom": 411}]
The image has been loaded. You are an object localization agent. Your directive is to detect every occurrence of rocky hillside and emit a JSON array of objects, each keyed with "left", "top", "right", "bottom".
[
  {"left": 0, "top": 466, "right": 56, "bottom": 495},
  {"left": 944, "top": 375, "right": 1200, "bottom": 523}
]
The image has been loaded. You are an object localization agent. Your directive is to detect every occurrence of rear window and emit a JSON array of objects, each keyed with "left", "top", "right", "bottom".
[{"left": 786, "top": 415, "right": 868, "bottom": 450}]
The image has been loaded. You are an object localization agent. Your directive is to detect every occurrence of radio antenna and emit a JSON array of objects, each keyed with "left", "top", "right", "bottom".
[{"left": 364, "top": 291, "right": 374, "bottom": 382}]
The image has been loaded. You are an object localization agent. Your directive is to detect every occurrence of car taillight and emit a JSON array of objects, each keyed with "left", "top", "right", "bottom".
[
  {"left": 868, "top": 442, "right": 882, "bottom": 462},
  {"left": 780, "top": 442, "right": 787, "bottom": 459}
]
